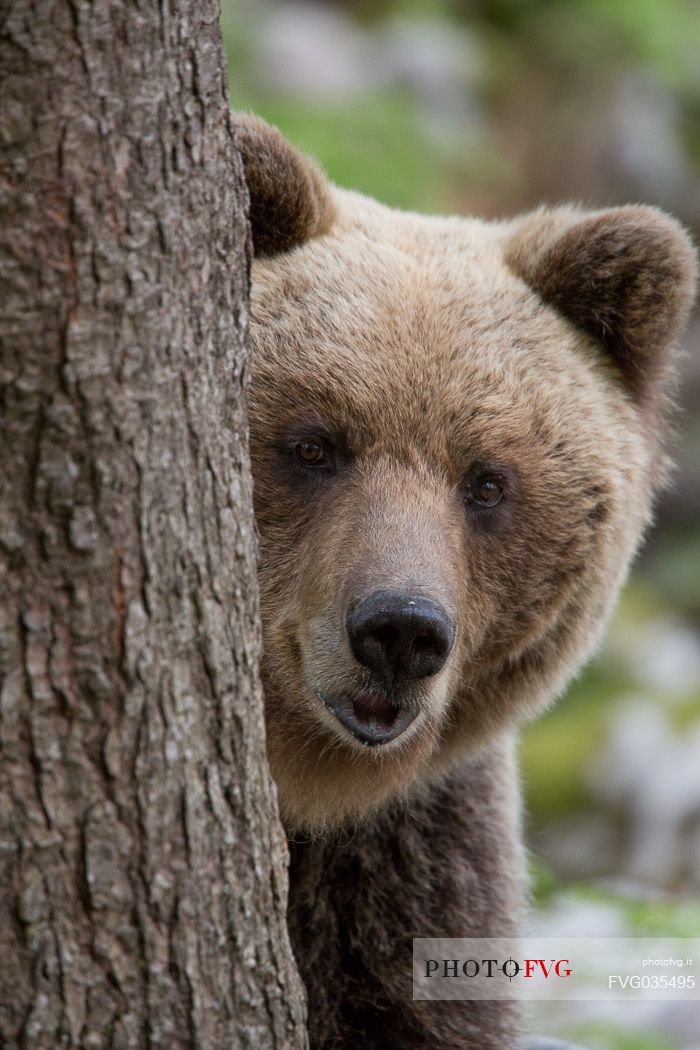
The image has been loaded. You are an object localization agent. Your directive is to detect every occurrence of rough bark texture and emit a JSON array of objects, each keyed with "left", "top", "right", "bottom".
[{"left": 0, "top": 2, "right": 306, "bottom": 1048}]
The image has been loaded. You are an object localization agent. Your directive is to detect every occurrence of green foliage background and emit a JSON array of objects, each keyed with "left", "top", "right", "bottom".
[{"left": 224, "top": 4, "right": 700, "bottom": 1045}]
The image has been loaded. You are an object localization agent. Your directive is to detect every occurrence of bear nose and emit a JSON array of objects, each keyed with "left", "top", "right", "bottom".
[{"left": 346, "top": 590, "right": 455, "bottom": 682}]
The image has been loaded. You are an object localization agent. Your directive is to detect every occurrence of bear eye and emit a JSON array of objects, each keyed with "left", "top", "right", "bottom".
[
  {"left": 464, "top": 472, "right": 504, "bottom": 509},
  {"left": 295, "top": 439, "right": 332, "bottom": 468},
  {"left": 473, "top": 477, "right": 503, "bottom": 507}
]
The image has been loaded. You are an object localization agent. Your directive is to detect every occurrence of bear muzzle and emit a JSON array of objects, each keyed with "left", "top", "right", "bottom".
[{"left": 309, "top": 590, "right": 456, "bottom": 747}]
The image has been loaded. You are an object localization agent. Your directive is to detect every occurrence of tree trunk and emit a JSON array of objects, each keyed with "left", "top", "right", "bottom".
[{"left": 0, "top": 2, "right": 306, "bottom": 1048}]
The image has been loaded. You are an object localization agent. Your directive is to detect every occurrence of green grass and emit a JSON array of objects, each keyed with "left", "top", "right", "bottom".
[
  {"left": 531, "top": 859, "right": 700, "bottom": 936},
  {"left": 563, "top": 1022, "right": 680, "bottom": 1050}
]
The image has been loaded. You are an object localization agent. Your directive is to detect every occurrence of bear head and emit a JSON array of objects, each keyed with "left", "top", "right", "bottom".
[{"left": 237, "top": 114, "right": 697, "bottom": 832}]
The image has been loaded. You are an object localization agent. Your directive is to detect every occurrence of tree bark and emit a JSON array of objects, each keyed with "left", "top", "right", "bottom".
[{"left": 0, "top": 2, "right": 306, "bottom": 1048}]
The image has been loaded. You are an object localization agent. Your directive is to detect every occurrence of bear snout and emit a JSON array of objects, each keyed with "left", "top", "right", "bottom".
[{"left": 346, "top": 590, "right": 455, "bottom": 684}]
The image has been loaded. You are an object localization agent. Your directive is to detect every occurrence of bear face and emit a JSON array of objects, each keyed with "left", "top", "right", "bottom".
[{"left": 238, "top": 115, "right": 697, "bottom": 832}]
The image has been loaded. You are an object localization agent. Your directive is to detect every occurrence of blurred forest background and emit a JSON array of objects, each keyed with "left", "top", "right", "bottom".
[{"left": 223, "top": 2, "right": 700, "bottom": 1046}]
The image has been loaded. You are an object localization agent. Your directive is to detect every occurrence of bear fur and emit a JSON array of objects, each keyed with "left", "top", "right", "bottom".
[{"left": 236, "top": 113, "right": 697, "bottom": 1049}]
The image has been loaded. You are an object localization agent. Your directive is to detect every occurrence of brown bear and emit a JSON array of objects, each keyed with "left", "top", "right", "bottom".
[{"left": 236, "top": 114, "right": 697, "bottom": 1049}]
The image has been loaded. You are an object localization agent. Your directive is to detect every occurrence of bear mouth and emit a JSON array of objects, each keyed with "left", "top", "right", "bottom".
[{"left": 317, "top": 689, "right": 419, "bottom": 747}]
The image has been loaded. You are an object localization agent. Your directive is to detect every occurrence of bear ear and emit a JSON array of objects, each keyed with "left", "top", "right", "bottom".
[
  {"left": 506, "top": 205, "right": 697, "bottom": 401},
  {"left": 235, "top": 113, "right": 336, "bottom": 257}
]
